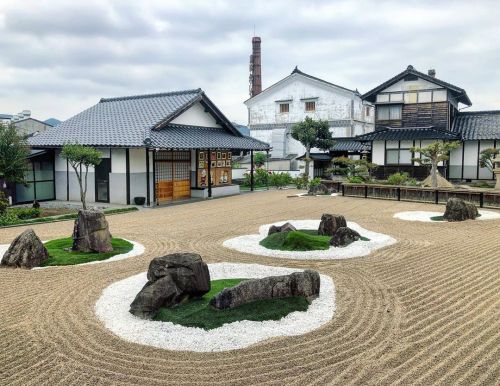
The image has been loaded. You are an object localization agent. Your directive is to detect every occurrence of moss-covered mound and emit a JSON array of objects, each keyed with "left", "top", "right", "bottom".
[
  {"left": 42, "top": 237, "right": 133, "bottom": 266},
  {"left": 154, "top": 279, "right": 310, "bottom": 330},
  {"left": 430, "top": 213, "right": 482, "bottom": 222}
]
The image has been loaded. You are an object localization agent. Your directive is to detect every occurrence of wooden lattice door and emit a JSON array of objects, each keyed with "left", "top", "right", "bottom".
[{"left": 155, "top": 151, "right": 191, "bottom": 203}]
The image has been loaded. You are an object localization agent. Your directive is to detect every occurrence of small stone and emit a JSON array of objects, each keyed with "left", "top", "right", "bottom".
[
  {"left": 318, "top": 214, "right": 347, "bottom": 236},
  {"left": 1, "top": 229, "right": 49, "bottom": 269},
  {"left": 209, "top": 270, "right": 320, "bottom": 310},
  {"left": 268, "top": 222, "right": 296, "bottom": 236},
  {"left": 443, "top": 198, "right": 478, "bottom": 222},
  {"left": 330, "top": 227, "right": 361, "bottom": 247}
]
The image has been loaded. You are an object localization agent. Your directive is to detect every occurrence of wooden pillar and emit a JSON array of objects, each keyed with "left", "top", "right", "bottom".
[
  {"left": 125, "top": 149, "right": 130, "bottom": 205},
  {"left": 207, "top": 149, "right": 212, "bottom": 198},
  {"left": 250, "top": 150, "right": 254, "bottom": 192},
  {"left": 146, "top": 148, "right": 150, "bottom": 206}
]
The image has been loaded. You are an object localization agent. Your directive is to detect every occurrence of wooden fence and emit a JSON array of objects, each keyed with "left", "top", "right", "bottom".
[{"left": 338, "top": 183, "right": 500, "bottom": 209}]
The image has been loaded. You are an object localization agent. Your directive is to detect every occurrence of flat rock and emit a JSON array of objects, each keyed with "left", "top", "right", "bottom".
[
  {"left": 72, "top": 210, "right": 113, "bottom": 253},
  {"left": 1, "top": 229, "right": 49, "bottom": 269},
  {"left": 268, "top": 222, "right": 297, "bottom": 236},
  {"left": 443, "top": 198, "right": 478, "bottom": 222},
  {"left": 209, "top": 270, "right": 320, "bottom": 310},
  {"left": 130, "top": 253, "right": 210, "bottom": 319},
  {"left": 330, "top": 227, "right": 361, "bottom": 247},
  {"left": 318, "top": 214, "right": 347, "bottom": 236}
]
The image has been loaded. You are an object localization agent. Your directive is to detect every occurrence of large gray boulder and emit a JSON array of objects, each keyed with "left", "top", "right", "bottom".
[
  {"left": 443, "top": 198, "right": 478, "bottom": 222},
  {"left": 1, "top": 229, "right": 49, "bottom": 269},
  {"left": 268, "top": 222, "right": 297, "bottom": 236},
  {"left": 209, "top": 270, "right": 320, "bottom": 310},
  {"left": 330, "top": 227, "right": 361, "bottom": 247},
  {"left": 318, "top": 214, "right": 347, "bottom": 236},
  {"left": 72, "top": 210, "right": 113, "bottom": 253},
  {"left": 308, "top": 183, "right": 330, "bottom": 196},
  {"left": 130, "top": 253, "right": 210, "bottom": 319}
]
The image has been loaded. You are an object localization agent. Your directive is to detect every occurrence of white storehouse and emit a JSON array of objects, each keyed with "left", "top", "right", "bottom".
[{"left": 244, "top": 67, "right": 374, "bottom": 176}]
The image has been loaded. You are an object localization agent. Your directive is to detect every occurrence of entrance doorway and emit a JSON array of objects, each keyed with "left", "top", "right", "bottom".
[
  {"left": 154, "top": 151, "right": 191, "bottom": 204},
  {"left": 95, "top": 158, "right": 111, "bottom": 203}
]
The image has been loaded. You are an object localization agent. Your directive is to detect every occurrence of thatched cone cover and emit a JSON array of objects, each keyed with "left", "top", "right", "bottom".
[
  {"left": 72, "top": 210, "right": 113, "bottom": 253},
  {"left": 422, "top": 172, "right": 453, "bottom": 188}
]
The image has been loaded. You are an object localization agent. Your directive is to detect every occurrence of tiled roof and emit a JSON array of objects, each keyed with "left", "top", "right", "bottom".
[
  {"left": 452, "top": 110, "right": 500, "bottom": 140},
  {"left": 0, "top": 114, "right": 12, "bottom": 120},
  {"left": 296, "top": 152, "right": 332, "bottom": 161},
  {"left": 149, "top": 124, "right": 269, "bottom": 150},
  {"left": 331, "top": 139, "right": 370, "bottom": 152},
  {"left": 362, "top": 65, "right": 472, "bottom": 106},
  {"left": 30, "top": 89, "right": 202, "bottom": 147},
  {"left": 28, "top": 89, "right": 268, "bottom": 150},
  {"left": 355, "top": 127, "right": 460, "bottom": 141}
]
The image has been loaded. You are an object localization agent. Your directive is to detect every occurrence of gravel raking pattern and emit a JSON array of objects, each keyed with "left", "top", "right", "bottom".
[{"left": 0, "top": 190, "right": 499, "bottom": 385}]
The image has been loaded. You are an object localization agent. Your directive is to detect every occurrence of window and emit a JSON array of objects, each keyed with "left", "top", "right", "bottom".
[
  {"left": 279, "top": 103, "right": 289, "bottom": 113},
  {"left": 385, "top": 141, "right": 413, "bottom": 165},
  {"left": 377, "top": 105, "right": 401, "bottom": 120},
  {"left": 365, "top": 106, "right": 370, "bottom": 117},
  {"left": 305, "top": 101, "right": 316, "bottom": 111}
]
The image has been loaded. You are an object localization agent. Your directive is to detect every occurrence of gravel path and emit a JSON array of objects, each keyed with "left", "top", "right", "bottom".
[{"left": 0, "top": 190, "right": 499, "bottom": 385}]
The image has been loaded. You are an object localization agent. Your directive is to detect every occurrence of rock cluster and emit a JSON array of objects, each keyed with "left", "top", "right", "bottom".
[
  {"left": 210, "top": 270, "right": 320, "bottom": 310},
  {"left": 130, "top": 253, "right": 210, "bottom": 319},
  {"left": 268, "top": 222, "right": 296, "bottom": 236},
  {"left": 308, "top": 183, "right": 331, "bottom": 196},
  {"left": 443, "top": 198, "right": 478, "bottom": 222},
  {"left": 72, "top": 210, "right": 113, "bottom": 253},
  {"left": 1, "top": 229, "right": 48, "bottom": 269},
  {"left": 318, "top": 214, "right": 347, "bottom": 236}
]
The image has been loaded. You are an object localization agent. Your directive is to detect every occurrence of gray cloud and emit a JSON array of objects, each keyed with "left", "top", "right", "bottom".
[{"left": 0, "top": 0, "right": 499, "bottom": 122}]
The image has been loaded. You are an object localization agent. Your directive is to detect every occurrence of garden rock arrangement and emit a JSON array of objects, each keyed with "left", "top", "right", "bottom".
[
  {"left": 268, "top": 222, "right": 296, "bottom": 236},
  {"left": 330, "top": 227, "right": 361, "bottom": 247},
  {"left": 443, "top": 198, "right": 478, "bottom": 222},
  {"left": 308, "top": 183, "right": 331, "bottom": 196},
  {"left": 318, "top": 214, "right": 347, "bottom": 236},
  {"left": 210, "top": 270, "right": 320, "bottom": 309},
  {"left": 72, "top": 210, "right": 113, "bottom": 253},
  {"left": 130, "top": 253, "right": 210, "bottom": 319},
  {"left": 0, "top": 229, "right": 48, "bottom": 269}
]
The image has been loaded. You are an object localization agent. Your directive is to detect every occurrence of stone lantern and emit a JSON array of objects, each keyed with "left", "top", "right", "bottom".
[{"left": 494, "top": 155, "right": 500, "bottom": 190}]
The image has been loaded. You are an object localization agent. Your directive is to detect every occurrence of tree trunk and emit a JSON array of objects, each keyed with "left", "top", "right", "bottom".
[
  {"left": 304, "top": 147, "right": 311, "bottom": 178},
  {"left": 71, "top": 163, "right": 86, "bottom": 210},
  {"left": 431, "top": 160, "right": 438, "bottom": 188},
  {"left": 82, "top": 165, "right": 88, "bottom": 210}
]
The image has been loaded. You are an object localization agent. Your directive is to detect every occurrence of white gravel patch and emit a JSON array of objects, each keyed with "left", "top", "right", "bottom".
[
  {"left": 223, "top": 220, "right": 396, "bottom": 260},
  {"left": 294, "top": 192, "right": 338, "bottom": 197},
  {"left": 95, "top": 263, "right": 335, "bottom": 352},
  {"left": 394, "top": 210, "right": 500, "bottom": 222},
  {"left": 0, "top": 239, "right": 144, "bottom": 269}
]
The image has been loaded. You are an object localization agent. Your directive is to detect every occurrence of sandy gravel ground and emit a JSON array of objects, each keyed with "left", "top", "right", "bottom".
[{"left": 0, "top": 190, "right": 499, "bottom": 385}]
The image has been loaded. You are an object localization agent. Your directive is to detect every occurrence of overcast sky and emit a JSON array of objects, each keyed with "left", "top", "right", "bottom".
[{"left": 1, "top": 0, "right": 499, "bottom": 123}]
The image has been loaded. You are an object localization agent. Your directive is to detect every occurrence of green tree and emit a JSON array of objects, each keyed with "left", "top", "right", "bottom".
[
  {"left": 291, "top": 117, "right": 334, "bottom": 178},
  {"left": 253, "top": 152, "right": 267, "bottom": 168},
  {"left": 61, "top": 143, "right": 102, "bottom": 210},
  {"left": 0, "top": 123, "right": 30, "bottom": 196},
  {"left": 479, "top": 148, "right": 500, "bottom": 173},
  {"left": 410, "top": 141, "right": 461, "bottom": 188},
  {"left": 329, "top": 157, "right": 377, "bottom": 180}
]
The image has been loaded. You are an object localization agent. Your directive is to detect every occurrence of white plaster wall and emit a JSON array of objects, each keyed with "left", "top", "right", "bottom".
[
  {"left": 250, "top": 129, "right": 273, "bottom": 149},
  {"left": 463, "top": 141, "right": 478, "bottom": 179},
  {"left": 129, "top": 148, "right": 146, "bottom": 173},
  {"left": 372, "top": 141, "right": 385, "bottom": 165},
  {"left": 448, "top": 145, "right": 463, "bottom": 179},
  {"left": 170, "top": 102, "right": 221, "bottom": 128},
  {"left": 479, "top": 140, "right": 495, "bottom": 179},
  {"left": 246, "top": 75, "right": 355, "bottom": 125},
  {"left": 382, "top": 77, "right": 441, "bottom": 92},
  {"left": 111, "top": 148, "right": 126, "bottom": 173},
  {"left": 54, "top": 149, "right": 66, "bottom": 172}
]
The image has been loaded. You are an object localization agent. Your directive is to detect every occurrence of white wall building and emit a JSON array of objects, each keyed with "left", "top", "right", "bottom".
[{"left": 244, "top": 67, "right": 374, "bottom": 176}]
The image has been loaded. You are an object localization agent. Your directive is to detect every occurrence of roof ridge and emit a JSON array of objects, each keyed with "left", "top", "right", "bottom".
[
  {"left": 290, "top": 66, "right": 357, "bottom": 93},
  {"left": 100, "top": 88, "right": 202, "bottom": 103},
  {"left": 458, "top": 110, "right": 500, "bottom": 115}
]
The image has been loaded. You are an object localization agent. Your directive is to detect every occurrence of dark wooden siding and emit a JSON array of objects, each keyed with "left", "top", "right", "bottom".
[
  {"left": 372, "top": 165, "right": 447, "bottom": 180},
  {"left": 375, "top": 101, "right": 450, "bottom": 130}
]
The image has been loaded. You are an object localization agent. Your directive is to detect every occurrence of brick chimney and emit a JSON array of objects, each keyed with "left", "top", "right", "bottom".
[
  {"left": 249, "top": 36, "right": 262, "bottom": 97},
  {"left": 428, "top": 69, "right": 436, "bottom": 77}
]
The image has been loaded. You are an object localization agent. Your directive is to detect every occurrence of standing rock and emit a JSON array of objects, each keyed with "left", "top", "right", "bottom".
[
  {"left": 268, "top": 222, "right": 297, "bottom": 236},
  {"left": 443, "top": 198, "right": 478, "bottom": 222},
  {"left": 72, "top": 210, "right": 113, "bottom": 253},
  {"left": 308, "top": 184, "right": 330, "bottom": 196},
  {"left": 1, "top": 229, "right": 48, "bottom": 269},
  {"left": 318, "top": 214, "right": 347, "bottom": 236},
  {"left": 210, "top": 270, "right": 320, "bottom": 310},
  {"left": 330, "top": 227, "right": 361, "bottom": 247},
  {"left": 130, "top": 253, "right": 211, "bottom": 319}
]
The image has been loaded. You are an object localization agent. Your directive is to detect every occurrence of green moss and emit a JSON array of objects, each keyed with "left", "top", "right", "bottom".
[
  {"left": 42, "top": 237, "right": 133, "bottom": 266},
  {"left": 260, "top": 229, "right": 369, "bottom": 251},
  {"left": 154, "top": 278, "right": 310, "bottom": 330}
]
